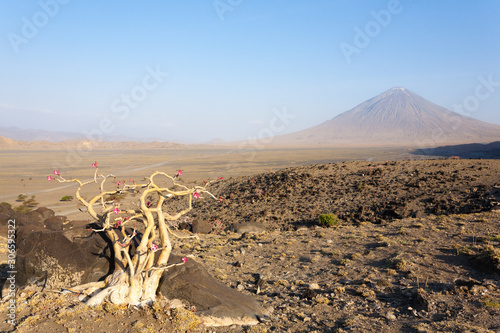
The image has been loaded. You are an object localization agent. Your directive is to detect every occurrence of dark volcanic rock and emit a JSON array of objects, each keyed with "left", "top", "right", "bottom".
[
  {"left": 194, "top": 159, "right": 500, "bottom": 231},
  {"left": 35, "top": 206, "right": 56, "bottom": 220},
  {"left": 10, "top": 208, "right": 268, "bottom": 326},
  {"left": 14, "top": 224, "right": 112, "bottom": 290},
  {"left": 0, "top": 203, "right": 14, "bottom": 216},
  {"left": 159, "top": 255, "right": 269, "bottom": 326},
  {"left": 192, "top": 219, "right": 212, "bottom": 234},
  {"left": 42, "top": 216, "right": 66, "bottom": 231}
]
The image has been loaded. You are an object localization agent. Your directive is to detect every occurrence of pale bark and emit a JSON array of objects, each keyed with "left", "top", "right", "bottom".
[{"left": 51, "top": 168, "right": 217, "bottom": 306}]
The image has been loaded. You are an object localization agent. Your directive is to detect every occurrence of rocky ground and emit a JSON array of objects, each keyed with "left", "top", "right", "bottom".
[
  {"left": 194, "top": 159, "right": 500, "bottom": 229},
  {"left": 1, "top": 158, "right": 500, "bottom": 332}
]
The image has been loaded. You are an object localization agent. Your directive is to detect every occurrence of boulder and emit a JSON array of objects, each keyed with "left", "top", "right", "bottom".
[
  {"left": 35, "top": 207, "right": 56, "bottom": 220},
  {"left": 42, "top": 216, "right": 66, "bottom": 231},
  {"left": 13, "top": 209, "right": 47, "bottom": 227},
  {"left": 159, "top": 255, "right": 270, "bottom": 326},
  {"left": 14, "top": 222, "right": 112, "bottom": 291},
  {"left": 0, "top": 213, "right": 11, "bottom": 227},
  {"left": 191, "top": 219, "right": 212, "bottom": 234},
  {"left": 0, "top": 203, "right": 14, "bottom": 216},
  {"left": 9, "top": 208, "right": 270, "bottom": 327}
]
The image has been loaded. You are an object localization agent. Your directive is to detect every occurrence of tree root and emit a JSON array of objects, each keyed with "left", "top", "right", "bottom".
[{"left": 66, "top": 269, "right": 166, "bottom": 307}]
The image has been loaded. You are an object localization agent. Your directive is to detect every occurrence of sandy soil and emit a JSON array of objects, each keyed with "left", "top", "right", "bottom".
[
  {"left": 0, "top": 146, "right": 420, "bottom": 220},
  {"left": 1, "top": 149, "right": 499, "bottom": 332}
]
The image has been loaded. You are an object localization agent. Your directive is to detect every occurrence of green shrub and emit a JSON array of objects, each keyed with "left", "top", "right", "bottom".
[
  {"left": 16, "top": 194, "right": 27, "bottom": 202},
  {"left": 1, "top": 202, "right": 12, "bottom": 207},
  {"left": 484, "top": 299, "right": 500, "bottom": 308},
  {"left": 14, "top": 205, "right": 32, "bottom": 213},
  {"left": 23, "top": 195, "right": 38, "bottom": 207},
  {"left": 60, "top": 195, "right": 74, "bottom": 202},
  {"left": 473, "top": 245, "right": 500, "bottom": 273},
  {"left": 318, "top": 213, "right": 339, "bottom": 227}
]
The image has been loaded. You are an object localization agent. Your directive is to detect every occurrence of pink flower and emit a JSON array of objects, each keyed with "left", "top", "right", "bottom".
[
  {"left": 193, "top": 192, "right": 199, "bottom": 199},
  {"left": 181, "top": 256, "right": 187, "bottom": 263},
  {"left": 150, "top": 244, "right": 159, "bottom": 251},
  {"left": 219, "top": 177, "right": 223, "bottom": 180},
  {"left": 92, "top": 161, "right": 98, "bottom": 168},
  {"left": 114, "top": 220, "right": 122, "bottom": 228},
  {"left": 113, "top": 208, "right": 120, "bottom": 214},
  {"left": 54, "top": 170, "right": 60, "bottom": 176},
  {"left": 177, "top": 170, "right": 183, "bottom": 176},
  {"left": 117, "top": 181, "right": 121, "bottom": 186},
  {"left": 146, "top": 201, "right": 152, "bottom": 208},
  {"left": 47, "top": 176, "right": 53, "bottom": 181},
  {"left": 129, "top": 178, "right": 133, "bottom": 182}
]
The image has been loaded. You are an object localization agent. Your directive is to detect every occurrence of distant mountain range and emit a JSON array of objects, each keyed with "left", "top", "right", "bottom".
[
  {"left": 0, "top": 135, "right": 185, "bottom": 150},
  {"left": 1, "top": 88, "right": 499, "bottom": 149},
  {"left": 0, "top": 126, "right": 156, "bottom": 143},
  {"left": 268, "top": 87, "right": 500, "bottom": 146}
]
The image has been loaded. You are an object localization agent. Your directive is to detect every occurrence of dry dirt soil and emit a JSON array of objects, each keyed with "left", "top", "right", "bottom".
[{"left": 1, "top": 156, "right": 500, "bottom": 332}]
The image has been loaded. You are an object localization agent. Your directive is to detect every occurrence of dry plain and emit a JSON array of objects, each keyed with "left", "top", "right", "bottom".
[
  {"left": 0, "top": 146, "right": 420, "bottom": 220},
  {"left": 1, "top": 146, "right": 500, "bottom": 332}
]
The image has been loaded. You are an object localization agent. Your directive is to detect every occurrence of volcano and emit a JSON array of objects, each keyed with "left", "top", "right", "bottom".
[{"left": 270, "top": 87, "right": 500, "bottom": 146}]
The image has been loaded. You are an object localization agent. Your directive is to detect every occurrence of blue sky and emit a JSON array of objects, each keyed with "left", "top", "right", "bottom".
[{"left": 1, "top": 0, "right": 499, "bottom": 142}]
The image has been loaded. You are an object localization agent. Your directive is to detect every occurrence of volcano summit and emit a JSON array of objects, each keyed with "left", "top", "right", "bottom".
[{"left": 270, "top": 87, "right": 500, "bottom": 146}]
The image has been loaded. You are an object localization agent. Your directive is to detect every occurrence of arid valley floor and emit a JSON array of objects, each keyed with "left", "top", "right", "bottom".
[{"left": 1, "top": 146, "right": 499, "bottom": 332}]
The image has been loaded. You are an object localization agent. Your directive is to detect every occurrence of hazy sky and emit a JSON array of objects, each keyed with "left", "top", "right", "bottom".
[{"left": 1, "top": 0, "right": 499, "bottom": 142}]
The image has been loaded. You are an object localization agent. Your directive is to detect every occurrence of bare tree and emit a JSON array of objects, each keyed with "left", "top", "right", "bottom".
[{"left": 48, "top": 163, "right": 219, "bottom": 306}]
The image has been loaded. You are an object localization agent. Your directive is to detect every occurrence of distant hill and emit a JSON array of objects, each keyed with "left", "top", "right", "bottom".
[
  {"left": 269, "top": 87, "right": 500, "bottom": 146},
  {"left": 0, "top": 136, "right": 185, "bottom": 150},
  {"left": 0, "top": 126, "right": 85, "bottom": 142},
  {"left": 0, "top": 126, "right": 157, "bottom": 143}
]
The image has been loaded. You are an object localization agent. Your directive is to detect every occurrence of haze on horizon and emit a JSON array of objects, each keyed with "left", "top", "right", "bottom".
[{"left": 1, "top": 1, "right": 499, "bottom": 143}]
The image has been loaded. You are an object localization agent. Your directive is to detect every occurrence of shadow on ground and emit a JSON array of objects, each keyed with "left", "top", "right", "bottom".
[{"left": 411, "top": 141, "right": 500, "bottom": 159}]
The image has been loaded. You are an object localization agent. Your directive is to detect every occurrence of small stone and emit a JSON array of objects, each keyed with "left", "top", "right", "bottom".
[
  {"left": 169, "top": 299, "right": 184, "bottom": 308},
  {"left": 385, "top": 311, "right": 397, "bottom": 321},
  {"left": 302, "top": 288, "right": 317, "bottom": 299},
  {"left": 191, "top": 219, "right": 212, "bottom": 234},
  {"left": 309, "top": 283, "right": 320, "bottom": 290}
]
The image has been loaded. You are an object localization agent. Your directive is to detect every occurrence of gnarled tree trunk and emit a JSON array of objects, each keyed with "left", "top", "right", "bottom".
[{"left": 50, "top": 167, "right": 216, "bottom": 306}]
